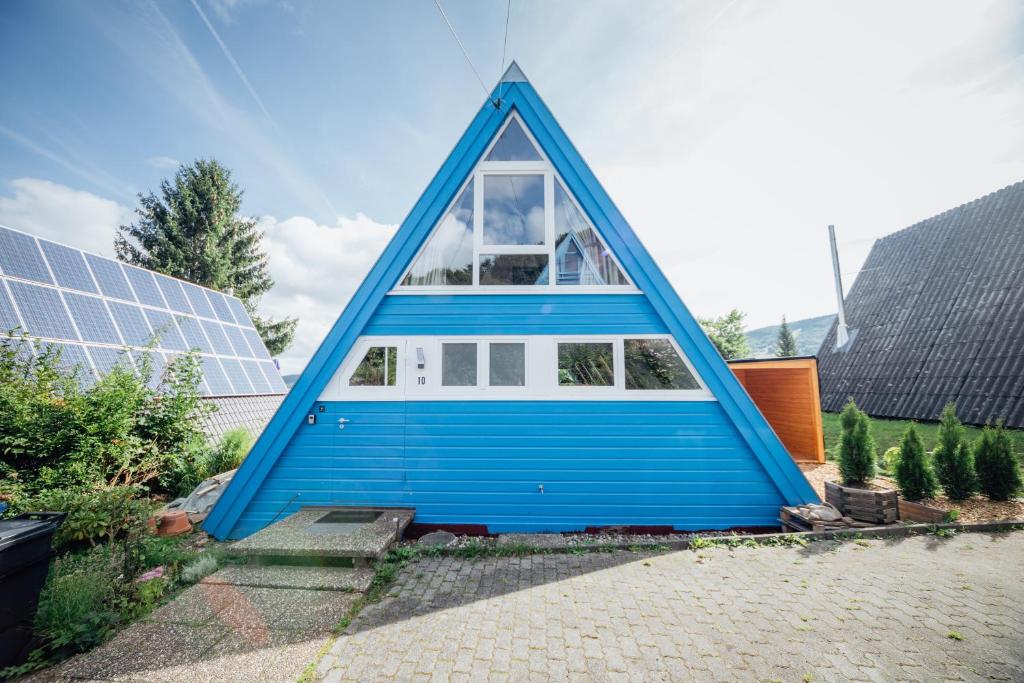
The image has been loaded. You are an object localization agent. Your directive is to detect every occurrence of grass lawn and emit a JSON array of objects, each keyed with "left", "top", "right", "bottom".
[{"left": 821, "top": 411, "right": 1024, "bottom": 457}]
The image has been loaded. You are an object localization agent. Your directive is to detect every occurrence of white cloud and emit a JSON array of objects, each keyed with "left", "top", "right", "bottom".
[
  {"left": 0, "top": 178, "right": 131, "bottom": 255},
  {"left": 147, "top": 156, "right": 181, "bottom": 171},
  {"left": 257, "top": 213, "right": 397, "bottom": 374}
]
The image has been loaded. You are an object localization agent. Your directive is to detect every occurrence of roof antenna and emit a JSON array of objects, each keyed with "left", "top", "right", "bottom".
[{"left": 495, "top": 0, "right": 512, "bottom": 110}]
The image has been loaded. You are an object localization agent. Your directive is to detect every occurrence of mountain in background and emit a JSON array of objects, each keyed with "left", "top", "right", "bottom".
[{"left": 744, "top": 314, "right": 836, "bottom": 358}]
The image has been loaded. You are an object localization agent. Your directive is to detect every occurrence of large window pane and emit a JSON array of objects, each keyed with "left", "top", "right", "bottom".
[
  {"left": 442, "top": 343, "right": 477, "bottom": 386},
  {"left": 489, "top": 343, "right": 525, "bottom": 386},
  {"left": 483, "top": 175, "right": 545, "bottom": 245},
  {"left": 624, "top": 339, "right": 700, "bottom": 390},
  {"left": 402, "top": 182, "right": 474, "bottom": 286},
  {"left": 350, "top": 346, "right": 398, "bottom": 386},
  {"left": 554, "top": 180, "right": 627, "bottom": 285},
  {"left": 558, "top": 342, "right": 614, "bottom": 387},
  {"left": 479, "top": 254, "right": 548, "bottom": 286},
  {"left": 485, "top": 119, "right": 542, "bottom": 161}
]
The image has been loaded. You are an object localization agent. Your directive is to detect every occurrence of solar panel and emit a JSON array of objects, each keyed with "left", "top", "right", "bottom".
[
  {"left": 0, "top": 283, "right": 23, "bottom": 333},
  {"left": 219, "top": 357, "right": 253, "bottom": 394},
  {"left": 176, "top": 315, "right": 213, "bottom": 353},
  {"left": 243, "top": 328, "right": 270, "bottom": 359},
  {"left": 0, "top": 227, "right": 53, "bottom": 284},
  {"left": 143, "top": 309, "right": 187, "bottom": 351},
  {"left": 35, "top": 340, "right": 94, "bottom": 384},
  {"left": 260, "top": 360, "right": 287, "bottom": 392},
  {"left": 87, "top": 346, "right": 135, "bottom": 375},
  {"left": 7, "top": 281, "right": 77, "bottom": 340},
  {"left": 109, "top": 302, "right": 154, "bottom": 347},
  {"left": 154, "top": 275, "right": 192, "bottom": 314},
  {"left": 222, "top": 324, "right": 252, "bottom": 357},
  {"left": 63, "top": 292, "right": 121, "bottom": 344},
  {"left": 201, "top": 355, "right": 234, "bottom": 395},
  {"left": 182, "top": 282, "right": 215, "bottom": 319},
  {"left": 123, "top": 266, "right": 166, "bottom": 308},
  {"left": 206, "top": 290, "right": 235, "bottom": 323},
  {"left": 200, "top": 319, "right": 234, "bottom": 355},
  {"left": 84, "top": 254, "right": 135, "bottom": 301},
  {"left": 226, "top": 297, "right": 252, "bottom": 328},
  {"left": 242, "top": 359, "right": 272, "bottom": 393},
  {"left": 39, "top": 240, "right": 98, "bottom": 293}
]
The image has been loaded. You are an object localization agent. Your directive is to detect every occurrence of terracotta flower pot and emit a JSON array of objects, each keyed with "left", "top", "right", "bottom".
[{"left": 156, "top": 510, "right": 192, "bottom": 537}]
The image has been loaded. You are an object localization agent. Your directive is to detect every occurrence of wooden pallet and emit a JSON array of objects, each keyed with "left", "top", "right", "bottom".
[
  {"left": 779, "top": 506, "right": 878, "bottom": 533},
  {"left": 825, "top": 480, "right": 899, "bottom": 524}
]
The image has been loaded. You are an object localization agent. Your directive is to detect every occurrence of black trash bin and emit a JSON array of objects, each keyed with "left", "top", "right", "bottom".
[{"left": 0, "top": 511, "right": 66, "bottom": 669}]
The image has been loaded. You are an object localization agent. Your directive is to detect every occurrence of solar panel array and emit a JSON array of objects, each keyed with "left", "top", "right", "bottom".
[{"left": 0, "top": 225, "right": 287, "bottom": 396}]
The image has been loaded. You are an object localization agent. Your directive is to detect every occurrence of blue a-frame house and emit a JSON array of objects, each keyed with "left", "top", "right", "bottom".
[{"left": 205, "top": 63, "right": 818, "bottom": 540}]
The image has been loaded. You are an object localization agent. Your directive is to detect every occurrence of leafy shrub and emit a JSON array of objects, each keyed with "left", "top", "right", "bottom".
[
  {"left": 179, "top": 553, "right": 220, "bottom": 584},
  {"left": 161, "top": 427, "right": 253, "bottom": 497},
  {"left": 837, "top": 399, "right": 876, "bottom": 486},
  {"left": 0, "top": 336, "right": 211, "bottom": 496},
  {"left": 880, "top": 446, "right": 900, "bottom": 472},
  {"left": 893, "top": 424, "right": 937, "bottom": 501},
  {"left": 209, "top": 427, "right": 253, "bottom": 474},
  {"left": 974, "top": 423, "right": 1023, "bottom": 501},
  {"left": 20, "top": 486, "right": 151, "bottom": 551},
  {"left": 932, "top": 403, "right": 977, "bottom": 500}
]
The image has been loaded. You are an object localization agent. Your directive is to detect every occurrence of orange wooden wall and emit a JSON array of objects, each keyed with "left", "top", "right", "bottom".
[{"left": 728, "top": 357, "right": 825, "bottom": 464}]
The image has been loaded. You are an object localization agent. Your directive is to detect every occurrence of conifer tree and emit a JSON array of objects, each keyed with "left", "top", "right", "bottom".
[
  {"left": 775, "top": 316, "right": 798, "bottom": 357},
  {"left": 893, "top": 424, "right": 937, "bottom": 501},
  {"left": 837, "top": 399, "right": 876, "bottom": 487},
  {"left": 932, "top": 403, "right": 976, "bottom": 500},
  {"left": 698, "top": 309, "right": 750, "bottom": 360},
  {"left": 116, "top": 159, "right": 296, "bottom": 355},
  {"left": 974, "top": 422, "right": 1022, "bottom": 501}
]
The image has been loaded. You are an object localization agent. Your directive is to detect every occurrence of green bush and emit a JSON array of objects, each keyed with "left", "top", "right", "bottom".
[
  {"left": 19, "top": 486, "right": 151, "bottom": 551},
  {"left": 974, "top": 423, "right": 1023, "bottom": 501},
  {"left": 210, "top": 427, "right": 253, "bottom": 474},
  {"left": 837, "top": 399, "right": 876, "bottom": 486},
  {"left": 161, "top": 427, "right": 253, "bottom": 497},
  {"left": 879, "top": 446, "right": 900, "bottom": 472},
  {"left": 932, "top": 403, "right": 977, "bottom": 500},
  {"left": 893, "top": 424, "right": 937, "bottom": 501},
  {"left": 0, "top": 336, "right": 211, "bottom": 496}
]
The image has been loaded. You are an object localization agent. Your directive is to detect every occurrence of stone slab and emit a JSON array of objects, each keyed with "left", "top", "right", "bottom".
[
  {"left": 215, "top": 585, "right": 359, "bottom": 634},
  {"left": 201, "top": 564, "right": 374, "bottom": 592},
  {"left": 228, "top": 506, "right": 414, "bottom": 560}
]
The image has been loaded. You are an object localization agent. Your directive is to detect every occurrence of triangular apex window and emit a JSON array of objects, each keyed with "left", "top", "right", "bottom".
[
  {"left": 399, "top": 117, "right": 631, "bottom": 289},
  {"left": 485, "top": 118, "right": 543, "bottom": 162}
]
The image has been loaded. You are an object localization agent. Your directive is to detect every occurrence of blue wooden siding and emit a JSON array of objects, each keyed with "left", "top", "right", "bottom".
[
  {"left": 226, "top": 400, "right": 786, "bottom": 538},
  {"left": 363, "top": 294, "right": 666, "bottom": 335}
]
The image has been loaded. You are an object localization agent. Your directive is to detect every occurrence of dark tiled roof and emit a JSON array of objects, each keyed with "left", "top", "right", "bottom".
[
  {"left": 201, "top": 394, "right": 285, "bottom": 443},
  {"left": 818, "top": 180, "right": 1024, "bottom": 427}
]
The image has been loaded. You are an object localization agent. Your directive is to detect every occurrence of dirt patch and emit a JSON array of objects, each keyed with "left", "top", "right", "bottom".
[{"left": 799, "top": 462, "right": 1024, "bottom": 523}]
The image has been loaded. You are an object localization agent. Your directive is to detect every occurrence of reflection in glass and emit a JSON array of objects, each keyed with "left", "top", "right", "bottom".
[
  {"left": 479, "top": 254, "right": 548, "bottom": 285},
  {"left": 624, "top": 339, "right": 699, "bottom": 390},
  {"left": 483, "top": 175, "right": 545, "bottom": 245},
  {"left": 485, "top": 119, "right": 543, "bottom": 161},
  {"left": 554, "top": 180, "right": 627, "bottom": 285},
  {"left": 350, "top": 346, "right": 398, "bottom": 386},
  {"left": 558, "top": 342, "right": 614, "bottom": 386},
  {"left": 442, "top": 343, "right": 477, "bottom": 386},
  {"left": 402, "top": 182, "right": 474, "bottom": 286},
  {"left": 489, "top": 342, "right": 525, "bottom": 386}
]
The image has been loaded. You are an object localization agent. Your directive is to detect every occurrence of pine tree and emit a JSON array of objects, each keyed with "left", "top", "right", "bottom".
[
  {"left": 893, "top": 424, "right": 937, "bottom": 501},
  {"left": 932, "top": 403, "right": 976, "bottom": 500},
  {"left": 775, "top": 316, "right": 798, "bottom": 357},
  {"left": 116, "top": 159, "right": 296, "bottom": 355},
  {"left": 974, "top": 423, "right": 1023, "bottom": 501},
  {"left": 698, "top": 309, "right": 750, "bottom": 360},
  {"left": 837, "top": 399, "right": 876, "bottom": 486}
]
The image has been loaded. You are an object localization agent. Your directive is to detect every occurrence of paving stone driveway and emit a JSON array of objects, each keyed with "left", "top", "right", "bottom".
[{"left": 319, "top": 532, "right": 1024, "bottom": 682}]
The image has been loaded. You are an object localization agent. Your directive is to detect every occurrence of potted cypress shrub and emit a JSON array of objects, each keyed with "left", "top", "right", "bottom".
[{"left": 825, "top": 400, "right": 899, "bottom": 524}]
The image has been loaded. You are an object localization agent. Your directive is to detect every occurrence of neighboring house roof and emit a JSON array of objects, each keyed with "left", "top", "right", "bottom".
[
  {"left": 202, "top": 394, "right": 285, "bottom": 443},
  {"left": 204, "top": 62, "right": 818, "bottom": 540},
  {"left": 0, "top": 225, "right": 288, "bottom": 437},
  {"left": 818, "top": 180, "right": 1024, "bottom": 427}
]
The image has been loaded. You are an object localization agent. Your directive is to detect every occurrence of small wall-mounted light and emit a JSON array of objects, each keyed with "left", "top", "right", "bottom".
[{"left": 416, "top": 347, "right": 426, "bottom": 369}]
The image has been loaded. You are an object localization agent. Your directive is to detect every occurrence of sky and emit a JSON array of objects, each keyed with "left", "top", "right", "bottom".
[{"left": 1, "top": 1, "right": 1022, "bottom": 374}]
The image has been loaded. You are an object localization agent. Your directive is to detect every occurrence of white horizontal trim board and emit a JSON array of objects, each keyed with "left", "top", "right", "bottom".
[{"left": 319, "top": 334, "right": 715, "bottom": 402}]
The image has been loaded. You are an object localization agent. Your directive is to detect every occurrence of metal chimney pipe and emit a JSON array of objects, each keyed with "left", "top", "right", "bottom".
[{"left": 828, "top": 224, "right": 850, "bottom": 349}]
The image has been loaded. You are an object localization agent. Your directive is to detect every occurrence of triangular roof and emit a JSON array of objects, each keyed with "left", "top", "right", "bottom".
[{"left": 204, "top": 63, "right": 817, "bottom": 539}]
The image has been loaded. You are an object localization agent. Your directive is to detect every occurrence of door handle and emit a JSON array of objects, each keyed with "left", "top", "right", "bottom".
[{"left": 338, "top": 417, "right": 350, "bottom": 430}]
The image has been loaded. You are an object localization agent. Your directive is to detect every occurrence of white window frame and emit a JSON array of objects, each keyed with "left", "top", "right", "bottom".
[
  {"left": 319, "top": 334, "right": 713, "bottom": 402},
  {"left": 394, "top": 113, "right": 638, "bottom": 295}
]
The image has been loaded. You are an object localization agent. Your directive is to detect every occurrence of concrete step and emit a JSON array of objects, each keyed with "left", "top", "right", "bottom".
[
  {"left": 202, "top": 564, "right": 375, "bottom": 592},
  {"left": 227, "top": 506, "right": 415, "bottom": 566}
]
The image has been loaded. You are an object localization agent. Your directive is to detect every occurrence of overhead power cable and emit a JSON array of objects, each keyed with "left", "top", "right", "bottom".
[
  {"left": 432, "top": 0, "right": 499, "bottom": 107},
  {"left": 496, "top": 0, "right": 512, "bottom": 104}
]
